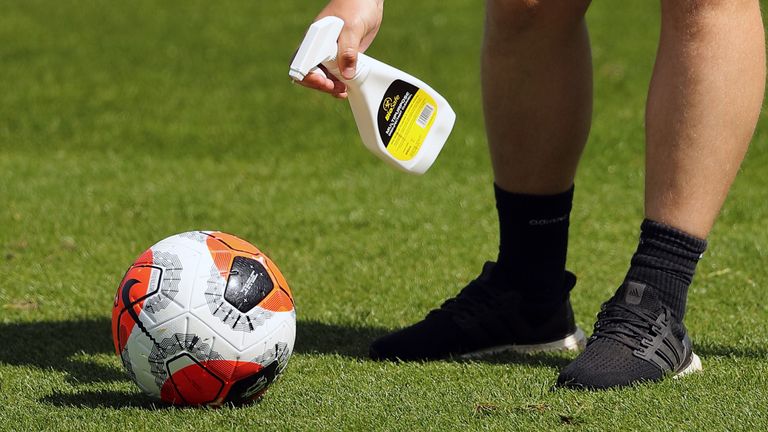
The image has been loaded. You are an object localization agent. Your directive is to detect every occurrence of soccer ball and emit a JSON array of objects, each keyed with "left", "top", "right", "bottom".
[{"left": 111, "top": 231, "right": 295, "bottom": 406}]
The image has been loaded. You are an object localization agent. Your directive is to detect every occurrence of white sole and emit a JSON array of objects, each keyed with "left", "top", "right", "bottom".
[
  {"left": 459, "top": 327, "right": 587, "bottom": 359},
  {"left": 674, "top": 352, "right": 703, "bottom": 378}
]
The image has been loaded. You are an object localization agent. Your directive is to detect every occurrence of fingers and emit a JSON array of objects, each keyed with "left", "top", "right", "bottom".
[
  {"left": 296, "top": 68, "right": 348, "bottom": 99},
  {"left": 337, "top": 24, "right": 362, "bottom": 80}
]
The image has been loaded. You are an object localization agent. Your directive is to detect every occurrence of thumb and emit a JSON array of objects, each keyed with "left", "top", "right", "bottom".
[{"left": 337, "top": 27, "right": 362, "bottom": 80}]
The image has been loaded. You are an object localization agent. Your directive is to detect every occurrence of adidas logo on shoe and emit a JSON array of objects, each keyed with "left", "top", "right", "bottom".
[{"left": 624, "top": 281, "right": 646, "bottom": 305}]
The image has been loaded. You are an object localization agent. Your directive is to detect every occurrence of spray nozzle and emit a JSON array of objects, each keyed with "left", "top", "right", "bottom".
[{"left": 289, "top": 16, "right": 345, "bottom": 81}]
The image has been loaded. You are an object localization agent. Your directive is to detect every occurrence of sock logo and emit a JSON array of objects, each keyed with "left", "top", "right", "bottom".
[
  {"left": 625, "top": 281, "right": 646, "bottom": 305},
  {"left": 528, "top": 214, "right": 569, "bottom": 226}
]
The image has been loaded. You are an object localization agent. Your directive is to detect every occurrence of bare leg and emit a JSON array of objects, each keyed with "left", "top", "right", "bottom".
[
  {"left": 557, "top": 1, "right": 766, "bottom": 389},
  {"left": 646, "top": 0, "right": 765, "bottom": 238},
  {"left": 483, "top": 0, "right": 593, "bottom": 194}
]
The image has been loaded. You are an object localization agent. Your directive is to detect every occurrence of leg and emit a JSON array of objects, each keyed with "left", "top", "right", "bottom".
[
  {"left": 628, "top": 0, "right": 765, "bottom": 320},
  {"left": 483, "top": 0, "right": 593, "bottom": 194},
  {"left": 559, "top": 0, "right": 766, "bottom": 389},
  {"left": 483, "top": 0, "right": 592, "bottom": 297},
  {"left": 646, "top": 0, "right": 765, "bottom": 238},
  {"left": 370, "top": 0, "right": 594, "bottom": 361}
]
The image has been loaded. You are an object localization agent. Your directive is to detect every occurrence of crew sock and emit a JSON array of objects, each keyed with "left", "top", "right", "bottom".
[
  {"left": 492, "top": 183, "right": 574, "bottom": 298},
  {"left": 623, "top": 219, "right": 708, "bottom": 320}
]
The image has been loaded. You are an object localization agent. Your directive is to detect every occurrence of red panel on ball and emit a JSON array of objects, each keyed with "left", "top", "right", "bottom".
[
  {"left": 160, "top": 359, "right": 264, "bottom": 406},
  {"left": 111, "top": 249, "right": 154, "bottom": 355}
]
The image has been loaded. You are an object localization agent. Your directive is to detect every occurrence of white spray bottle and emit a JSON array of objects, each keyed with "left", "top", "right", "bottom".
[{"left": 289, "top": 17, "right": 456, "bottom": 175}]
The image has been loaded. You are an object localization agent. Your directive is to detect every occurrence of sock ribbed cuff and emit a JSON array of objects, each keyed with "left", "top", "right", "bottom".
[
  {"left": 625, "top": 219, "right": 707, "bottom": 320},
  {"left": 494, "top": 184, "right": 574, "bottom": 223}
]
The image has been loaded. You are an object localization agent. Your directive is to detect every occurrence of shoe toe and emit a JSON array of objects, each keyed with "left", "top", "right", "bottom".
[
  {"left": 556, "top": 339, "right": 663, "bottom": 389},
  {"left": 368, "top": 331, "right": 400, "bottom": 361},
  {"left": 369, "top": 315, "right": 464, "bottom": 361}
]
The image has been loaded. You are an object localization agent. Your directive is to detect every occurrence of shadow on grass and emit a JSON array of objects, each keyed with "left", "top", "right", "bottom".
[
  {"left": 0, "top": 317, "right": 123, "bottom": 384},
  {"left": 295, "top": 320, "right": 574, "bottom": 369},
  {"left": 40, "top": 390, "right": 172, "bottom": 410},
  {"left": 5, "top": 317, "right": 765, "bottom": 409},
  {"left": 0, "top": 318, "right": 386, "bottom": 384},
  {"left": 294, "top": 320, "right": 388, "bottom": 358}
]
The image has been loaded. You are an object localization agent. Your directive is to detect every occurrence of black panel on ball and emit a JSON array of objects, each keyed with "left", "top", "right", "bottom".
[
  {"left": 224, "top": 360, "right": 280, "bottom": 405},
  {"left": 224, "top": 256, "right": 274, "bottom": 313}
]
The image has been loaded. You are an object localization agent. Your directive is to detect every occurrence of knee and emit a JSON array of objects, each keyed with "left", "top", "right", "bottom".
[{"left": 486, "top": 0, "right": 591, "bottom": 35}]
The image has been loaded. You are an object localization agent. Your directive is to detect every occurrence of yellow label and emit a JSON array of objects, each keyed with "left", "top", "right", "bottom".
[{"left": 386, "top": 89, "right": 437, "bottom": 161}]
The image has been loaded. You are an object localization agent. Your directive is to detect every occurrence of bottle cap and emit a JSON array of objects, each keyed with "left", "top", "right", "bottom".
[{"left": 289, "top": 16, "right": 345, "bottom": 81}]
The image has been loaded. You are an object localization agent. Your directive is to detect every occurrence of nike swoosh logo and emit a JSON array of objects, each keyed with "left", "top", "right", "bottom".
[
  {"left": 118, "top": 276, "right": 161, "bottom": 346},
  {"left": 120, "top": 278, "right": 143, "bottom": 324}
]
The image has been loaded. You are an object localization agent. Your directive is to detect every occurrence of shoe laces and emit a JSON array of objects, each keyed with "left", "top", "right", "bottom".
[
  {"left": 429, "top": 278, "right": 507, "bottom": 323},
  {"left": 590, "top": 302, "right": 669, "bottom": 352}
]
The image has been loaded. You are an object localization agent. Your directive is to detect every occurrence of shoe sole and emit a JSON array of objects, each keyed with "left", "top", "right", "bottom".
[
  {"left": 459, "top": 327, "right": 587, "bottom": 359},
  {"left": 674, "top": 352, "right": 703, "bottom": 378}
]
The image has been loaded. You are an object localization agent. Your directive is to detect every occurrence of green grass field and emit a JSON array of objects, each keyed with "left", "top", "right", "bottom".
[{"left": 2, "top": 0, "right": 768, "bottom": 430}]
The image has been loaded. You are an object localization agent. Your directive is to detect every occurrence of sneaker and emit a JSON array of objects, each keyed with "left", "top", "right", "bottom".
[
  {"left": 556, "top": 281, "right": 702, "bottom": 389},
  {"left": 369, "top": 262, "right": 586, "bottom": 361}
]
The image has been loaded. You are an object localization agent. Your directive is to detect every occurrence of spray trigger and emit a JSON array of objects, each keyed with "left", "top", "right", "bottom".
[{"left": 289, "top": 16, "right": 344, "bottom": 81}]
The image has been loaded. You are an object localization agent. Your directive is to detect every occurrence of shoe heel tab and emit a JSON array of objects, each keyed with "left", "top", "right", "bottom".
[{"left": 563, "top": 271, "right": 577, "bottom": 292}]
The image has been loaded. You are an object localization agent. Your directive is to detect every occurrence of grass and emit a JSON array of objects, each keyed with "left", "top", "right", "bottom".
[{"left": 1, "top": 0, "right": 768, "bottom": 430}]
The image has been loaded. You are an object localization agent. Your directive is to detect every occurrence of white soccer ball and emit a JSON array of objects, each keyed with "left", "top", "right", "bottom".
[{"left": 111, "top": 231, "right": 295, "bottom": 406}]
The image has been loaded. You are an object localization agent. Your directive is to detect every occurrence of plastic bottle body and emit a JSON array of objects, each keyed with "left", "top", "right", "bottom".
[
  {"left": 325, "top": 54, "right": 456, "bottom": 174},
  {"left": 289, "top": 16, "right": 455, "bottom": 174}
]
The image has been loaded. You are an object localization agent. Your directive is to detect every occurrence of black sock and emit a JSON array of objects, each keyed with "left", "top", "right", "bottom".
[
  {"left": 624, "top": 219, "right": 707, "bottom": 320},
  {"left": 491, "top": 183, "right": 574, "bottom": 297}
]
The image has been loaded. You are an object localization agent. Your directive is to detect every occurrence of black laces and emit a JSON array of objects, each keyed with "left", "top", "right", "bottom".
[
  {"left": 429, "top": 278, "right": 508, "bottom": 323},
  {"left": 590, "top": 303, "right": 668, "bottom": 351}
]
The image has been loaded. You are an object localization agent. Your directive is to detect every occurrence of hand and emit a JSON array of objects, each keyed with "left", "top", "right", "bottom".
[{"left": 297, "top": 0, "right": 384, "bottom": 99}]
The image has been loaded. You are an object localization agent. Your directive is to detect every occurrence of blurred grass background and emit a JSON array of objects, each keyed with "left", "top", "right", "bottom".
[{"left": 1, "top": 0, "right": 767, "bottom": 430}]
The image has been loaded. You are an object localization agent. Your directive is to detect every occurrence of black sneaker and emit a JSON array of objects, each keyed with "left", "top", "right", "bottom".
[
  {"left": 556, "top": 281, "right": 702, "bottom": 389},
  {"left": 369, "top": 262, "right": 585, "bottom": 361}
]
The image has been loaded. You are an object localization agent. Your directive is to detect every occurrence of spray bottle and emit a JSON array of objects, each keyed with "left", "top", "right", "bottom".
[{"left": 289, "top": 17, "right": 456, "bottom": 175}]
